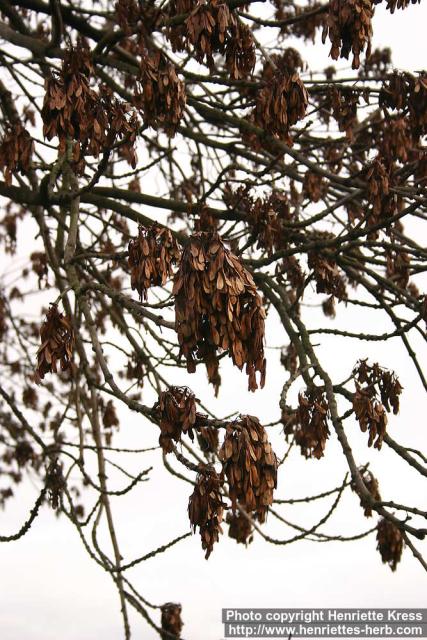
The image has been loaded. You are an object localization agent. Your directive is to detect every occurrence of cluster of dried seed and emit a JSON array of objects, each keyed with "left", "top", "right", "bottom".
[
  {"left": 128, "top": 225, "right": 180, "bottom": 301},
  {"left": 188, "top": 464, "right": 226, "bottom": 559},
  {"left": 161, "top": 603, "right": 183, "bottom": 640},
  {"left": 293, "top": 389, "right": 330, "bottom": 459},
  {"left": 135, "top": 51, "right": 186, "bottom": 136},
  {"left": 157, "top": 386, "right": 197, "bottom": 453},
  {"left": 226, "top": 511, "right": 253, "bottom": 545},
  {"left": 254, "top": 69, "right": 308, "bottom": 144},
  {"left": 219, "top": 416, "right": 278, "bottom": 524},
  {"left": 364, "top": 158, "right": 397, "bottom": 234},
  {"left": 168, "top": 0, "right": 255, "bottom": 77},
  {"left": 378, "top": 0, "right": 420, "bottom": 13},
  {"left": 302, "top": 171, "right": 329, "bottom": 203},
  {"left": 42, "top": 45, "right": 139, "bottom": 165},
  {"left": 323, "top": 0, "right": 374, "bottom": 69},
  {"left": 308, "top": 250, "right": 347, "bottom": 300},
  {"left": 173, "top": 232, "right": 266, "bottom": 393},
  {"left": 352, "top": 361, "right": 402, "bottom": 449},
  {"left": 45, "top": 458, "right": 66, "bottom": 510},
  {"left": 0, "top": 123, "right": 33, "bottom": 186},
  {"left": 273, "top": 0, "right": 327, "bottom": 42},
  {"left": 35, "top": 304, "right": 74, "bottom": 383},
  {"left": 376, "top": 517, "right": 404, "bottom": 571},
  {"left": 380, "top": 72, "right": 427, "bottom": 140}
]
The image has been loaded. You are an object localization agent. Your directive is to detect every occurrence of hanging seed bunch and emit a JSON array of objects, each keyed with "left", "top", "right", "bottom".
[
  {"left": 352, "top": 468, "right": 381, "bottom": 517},
  {"left": 376, "top": 517, "right": 404, "bottom": 571},
  {"left": 322, "top": 0, "right": 374, "bottom": 70},
  {"left": 188, "top": 464, "right": 226, "bottom": 559},
  {"left": 173, "top": 232, "right": 266, "bottom": 393},
  {"left": 352, "top": 360, "right": 402, "bottom": 449},
  {"left": 293, "top": 389, "right": 330, "bottom": 459},
  {"left": 308, "top": 250, "right": 347, "bottom": 300},
  {"left": 385, "top": 249, "right": 411, "bottom": 290},
  {"left": 166, "top": 0, "right": 198, "bottom": 52},
  {"left": 280, "top": 343, "right": 299, "bottom": 376},
  {"left": 161, "top": 603, "right": 183, "bottom": 640},
  {"left": 378, "top": 117, "right": 413, "bottom": 165},
  {"left": 170, "top": 0, "right": 255, "bottom": 75},
  {"left": 157, "top": 386, "right": 197, "bottom": 453},
  {"left": 353, "top": 387, "right": 387, "bottom": 449},
  {"left": 302, "top": 171, "right": 329, "bottom": 203},
  {"left": 363, "top": 158, "right": 397, "bottom": 234},
  {"left": 378, "top": 0, "right": 420, "bottom": 13},
  {"left": 272, "top": 0, "right": 326, "bottom": 42},
  {"left": 35, "top": 304, "right": 75, "bottom": 383},
  {"left": 42, "top": 44, "right": 139, "bottom": 163},
  {"left": 380, "top": 72, "right": 427, "bottom": 140},
  {"left": 254, "top": 67, "right": 308, "bottom": 144},
  {"left": 0, "top": 123, "right": 33, "bottom": 186},
  {"left": 46, "top": 458, "right": 66, "bottom": 510},
  {"left": 281, "top": 405, "right": 298, "bottom": 439},
  {"left": 226, "top": 511, "right": 253, "bottom": 546},
  {"left": 354, "top": 359, "right": 403, "bottom": 414},
  {"left": 136, "top": 51, "right": 186, "bottom": 136},
  {"left": 219, "top": 416, "right": 278, "bottom": 523},
  {"left": 329, "top": 87, "right": 359, "bottom": 138},
  {"left": 115, "top": 0, "right": 141, "bottom": 32},
  {"left": 223, "top": 186, "right": 295, "bottom": 257},
  {"left": 224, "top": 22, "right": 256, "bottom": 80},
  {"left": 197, "top": 426, "right": 219, "bottom": 455},
  {"left": 128, "top": 225, "right": 180, "bottom": 301}
]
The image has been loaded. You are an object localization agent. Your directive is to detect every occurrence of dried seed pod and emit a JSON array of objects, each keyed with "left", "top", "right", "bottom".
[
  {"left": 171, "top": 0, "right": 253, "bottom": 74},
  {"left": 188, "top": 465, "right": 226, "bottom": 559},
  {"left": 35, "top": 304, "right": 75, "bottom": 383},
  {"left": 376, "top": 517, "right": 404, "bottom": 571},
  {"left": 303, "top": 171, "right": 328, "bottom": 203},
  {"left": 353, "top": 387, "right": 388, "bottom": 449},
  {"left": 173, "top": 232, "right": 266, "bottom": 393},
  {"left": 378, "top": 0, "right": 420, "bottom": 13},
  {"left": 219, "top": 416, "right": 278, "bottom": 523},
  {"left": 197, "top": 426, "right": 219, "bottom": 455},
  {"left": 308, "top": 251, "right": 347, "bottom": 300},
  {"left": 128, "top": 225, "right": 180, "bottom": 301},
  {"left": 293, "top": 389, "right": 330, "bottom": 459},
  {"left": 226, "top": 510, "right": 253, "bottom": 545},
  {"left": 157, "top": 386, "right": 197, "bottom": 453},
  {"left": 322, "top": 0, "right": 374, "bottom": 70},
  {"left": 161, "top": 603, "right": 183, "bottom": 640},
  {"left": 41, "top": 44, "right": 139, "bottom": 166},
  {"left": 136, "top": 51, "right": 186, "bottom": 135},
  {"left": 352, "top": 360, "right": 402, "bottom": 448},
  {"left": 254, "top": 69, "right": 308, "bottom": 144},
  {"left": 380, "top": 71, "right": 427, "bottom": 140},
  {"left": 223, "top": 186, "right": 296, "bottom": 257},
  {"left": 0, "top": 123, "right": 33, "bottom": 186},
  {"left": 225, "top": 23, "right": 256, "bottom": 79},
  {"left": 272, "top": 1, "right": 326, "bottom": 42},
  {"left": 46, "top": 458, "right": 66, "bottom": 510}
]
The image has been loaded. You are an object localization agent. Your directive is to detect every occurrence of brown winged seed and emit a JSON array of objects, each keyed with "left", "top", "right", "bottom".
[
  {"left": 219, "top": 415, "right": 278, "bottom": 523},
  {"left": 35, "top": 304, "right": 74, "bottom": 383},
  {"left": 173, "top": 232, "right": 266, "bottom": 393},
  {"left": 188, "top": 464, "right": 226, "bottom": 559}
]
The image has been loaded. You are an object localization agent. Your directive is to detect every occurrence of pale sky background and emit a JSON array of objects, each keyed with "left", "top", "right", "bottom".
[{"left": 0, "top": 3, "right": 426, "bottom": 639}]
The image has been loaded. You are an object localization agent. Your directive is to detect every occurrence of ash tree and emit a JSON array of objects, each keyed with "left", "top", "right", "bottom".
[{"left": 0, "top": 0, "right": 426, "bottom": 636}]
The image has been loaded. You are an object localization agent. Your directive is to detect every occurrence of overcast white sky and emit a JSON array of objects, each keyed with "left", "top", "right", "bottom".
[{"left": 0, "top": 2, "right": 426, "bottom": 639}]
